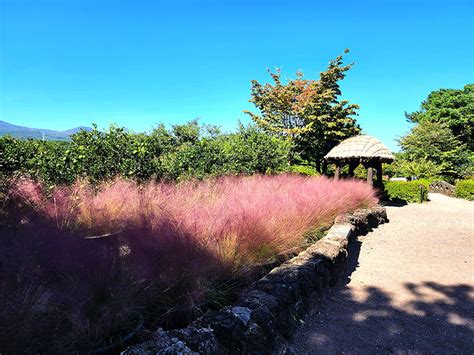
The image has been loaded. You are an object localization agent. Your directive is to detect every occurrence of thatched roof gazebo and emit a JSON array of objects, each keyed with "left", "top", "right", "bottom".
[{"left": 324, "top": 135, "right": 394, "bottom": 187}]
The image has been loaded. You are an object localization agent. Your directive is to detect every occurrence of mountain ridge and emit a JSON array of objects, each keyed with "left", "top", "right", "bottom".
[{"left": 0, "top": 120, "right": 93, "bottom": 141}]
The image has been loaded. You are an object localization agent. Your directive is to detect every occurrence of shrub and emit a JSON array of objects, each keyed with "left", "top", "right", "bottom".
[
  {"left": 384, "top": 156, "right": 442, "bottom": 180},
  {"left": 454, "top": 179, "right": 474, "bottom": 200},
  {"left": 0, "top": 123, "right": 291, "bottom": 184},
  {"left": 415, "top": 178, "right": 434, "bottom": 190},
  {"left": 158, "top": 124, "right": 291, "bottom": 180},
  {"left": 1, "top": 175, "right": 377, "bottom": 353},
  {"left": 0, "top": 136, "right": 71, "bottom": 183},
  {"left": 288, "top": 164, "right": 320, "bottom": 176},
  {"left": 384, "top": 180, "right": 429, "bottom": 203}
]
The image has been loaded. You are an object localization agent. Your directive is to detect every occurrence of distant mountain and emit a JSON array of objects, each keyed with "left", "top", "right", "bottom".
[{"left": 0, "top": 120, "right": 93, "bottom": 141}]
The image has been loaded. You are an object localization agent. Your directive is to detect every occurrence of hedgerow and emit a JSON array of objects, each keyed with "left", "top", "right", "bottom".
[
  {"left": 454, "top": 179, "right": 474, "bottom": 200},
  {"left": 384, "top": 180, "right": 429, "bottom": 203},
  {"left": 0, "top": 122, "right": 292, "bottom": 184}
]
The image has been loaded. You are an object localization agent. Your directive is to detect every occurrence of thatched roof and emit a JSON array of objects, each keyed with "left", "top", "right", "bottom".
[{"left": 324, "top": 135, "right": 394, "bottom": 163}]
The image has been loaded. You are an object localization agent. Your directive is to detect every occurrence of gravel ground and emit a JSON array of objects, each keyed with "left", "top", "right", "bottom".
[{"left": 289, "top": 193, "right": 474, "bottom": 354}]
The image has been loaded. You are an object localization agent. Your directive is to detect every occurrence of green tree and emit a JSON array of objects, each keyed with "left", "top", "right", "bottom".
[
  {"left": 383, "top": 156, "right": 442, "bottom": 179},
  {"left": 158, "top": 123, "right": 291, "bottom": 180},
  {"left": 406, "top": 84, "right": 474, "bottom": 150},
  {"left": 398, "top": 121, "right": 471, "bottom": 181},
  {"left": 244, "top": 50, "right": 360, "bottom": 172}
]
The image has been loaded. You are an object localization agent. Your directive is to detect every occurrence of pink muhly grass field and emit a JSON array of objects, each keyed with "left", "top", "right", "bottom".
[
  {"left": 1, "top": 174, "right": 376, "bottom": 351},
  {"left": 11, "top": 174, "right": 377, "bottom": 270}
]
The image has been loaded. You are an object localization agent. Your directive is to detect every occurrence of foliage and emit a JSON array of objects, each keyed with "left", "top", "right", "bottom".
[
  {"left": 384, "top": 180, "right": 429, "bottom": 203},
  {"left": 289, "top": 164, "right": 320, "bottom": 176},
  {"left": 415, "top": 178, "right": 434, "bottom": 189},
  {"left": 0, "top": 135, "right": 71, "bottom": 183},
  {"left": 398, "top": 121, "right": 472, "bottom": 182},
  {"left": 158, "top": 123, "right": 292, "bottom": 180},
  {"left": 0, "top": 175, "right": 377, "bottom": 353},
  {"left": 454, "top": 179, "right": 474, "bottom": 200},
  {"left": 401, "top": 84, "right": 474, "bottom": 181},
  {"left": 406, "top": 84, "right": 474, "bottom": 151},
  {"left": 383, "top": 155, "right": 442, "bottom": 179},
  {"left": 244, "top": 50, "right": 360, "bottom": 172},
  {"left": 0, "top": 122, "right": 292, "bottom": 184}
]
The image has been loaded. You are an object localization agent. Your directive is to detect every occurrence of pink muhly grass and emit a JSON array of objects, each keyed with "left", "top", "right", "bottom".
[
  {"left": 3, "top": 174, "right": 377, "bottom": 351},
  {"left": 9, "top": 174, "right": 377, "bottom": 272},
  {"left": 9, "top": 177, "right": 45, "bottom": 206}
]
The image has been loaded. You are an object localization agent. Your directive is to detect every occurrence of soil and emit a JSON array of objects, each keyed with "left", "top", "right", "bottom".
[{"left": 289, "top": 193, "right": 474, "bottom": 354}]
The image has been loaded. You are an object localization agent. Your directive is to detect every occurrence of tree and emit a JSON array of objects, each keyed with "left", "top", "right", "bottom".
[
  {"left": 398, "top": 121, "right": 471, "bottom": 181},
  {"left": 383, "top": 155, "right": 442, "bottom": 179},
  {"left": 406, "top": 84, "right": 474, "bottom": 151},
  {"left": 244, "top": 50, "right": 360, "bottom": 172}
]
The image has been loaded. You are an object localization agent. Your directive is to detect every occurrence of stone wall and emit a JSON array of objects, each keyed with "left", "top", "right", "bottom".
[
  {"left": 122, "top": 206, "right": 388, "bottom": 355},
  {"left": 429, "top": 180, "right": 455, "bottom": 196}
]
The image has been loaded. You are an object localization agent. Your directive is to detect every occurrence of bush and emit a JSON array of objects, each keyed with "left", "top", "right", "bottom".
[
  {"left": 454, "top": 179, "right": 474, "bottom": 200},
  {"left": 158, "top": 124, "right": 291, "bottom": 180},
  {"left": 384, "top": 180, "right": 429, "bottom": 203},
  {"left": 0, "top": 136, "right": 71, "bottom": 183},
  {"left": 415, "top": 178, "right": 433, "bottom": 190},
  {"left": 289, "top": 164, "right": 320, "bottom": 176},
  {"left": 0, "top": 122, "right": 292, "bottom": 184},
  {"left": 383, "top": 156, "right": 442, "bottom": 180}
]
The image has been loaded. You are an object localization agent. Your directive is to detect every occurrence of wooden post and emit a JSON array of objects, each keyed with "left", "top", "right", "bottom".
[
  {"left": 334, "top": 163, "right": 341, "bottom": 180},
  {"left": 367, "top": 166, "right": 374, "bottom": 186},
  {"left": 348, "top": 161, "right": 358, "bottom": 177},
  {"left": 376, "top": 161, "right": 383, "bottom": 188}
]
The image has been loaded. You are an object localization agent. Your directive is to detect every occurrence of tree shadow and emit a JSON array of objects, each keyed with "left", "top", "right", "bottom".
[
  {"left": 380, "top": 199, "right": 408, "bottom": 207},
  {"left": 291, "top": 241, "right": 474, "bottom": 354}
]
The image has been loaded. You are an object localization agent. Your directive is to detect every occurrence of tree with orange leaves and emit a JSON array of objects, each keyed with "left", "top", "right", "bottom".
[{"left": 244, "top": 50, "right": 360, "bottom": 172}]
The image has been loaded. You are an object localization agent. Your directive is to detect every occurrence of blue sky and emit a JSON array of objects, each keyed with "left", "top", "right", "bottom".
[{"left": 1, "top": 0, "right": 473, "bottom": 151}]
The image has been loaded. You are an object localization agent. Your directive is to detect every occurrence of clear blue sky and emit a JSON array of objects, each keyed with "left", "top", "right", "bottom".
[{"left": 1, "top": 0, "right": 473, "bottom": 151}]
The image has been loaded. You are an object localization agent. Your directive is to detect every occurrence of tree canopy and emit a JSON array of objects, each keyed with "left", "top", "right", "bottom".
[
  {"left": 397, "top": 120, "right": 472, "bottom": 181},
  {"left": 405, "top": 84, "right": 473, "bottom": 151},
  {"left": 244, "top": 50, "right": 360, "bottom": 172}
]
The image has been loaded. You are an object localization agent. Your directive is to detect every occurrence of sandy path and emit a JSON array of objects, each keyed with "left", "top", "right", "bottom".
[{"left": 289, "top": 193, "right": 474, "bottom": 354}]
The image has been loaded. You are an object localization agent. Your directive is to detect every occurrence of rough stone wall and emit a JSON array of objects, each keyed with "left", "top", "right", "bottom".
[
  {"left": 122, "top": 207, "right": 388, "bottom": 355},
  {"left": 429, "top": 180, "right": 455, "bottom": 196}
]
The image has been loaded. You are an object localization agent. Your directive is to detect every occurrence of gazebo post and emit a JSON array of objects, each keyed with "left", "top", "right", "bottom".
[
  {"left": 375, "top": 161, "right": 383, "bottom": 188},
  {"left": 348, "top": 161, "right": 358, "bottom": 177},
  {"left": 366, "top": 165, "right": 374, "bottom": 186},
  {"left": 334, "top": 163, "right": 341, "bottom": 180}
]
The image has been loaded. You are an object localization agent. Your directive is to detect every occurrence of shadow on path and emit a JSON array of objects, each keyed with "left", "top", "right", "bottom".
[{"left": 290, "top": 236, "right": 474, "bottom": 354}]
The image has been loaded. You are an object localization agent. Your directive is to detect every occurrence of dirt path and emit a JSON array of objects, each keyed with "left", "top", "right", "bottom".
[{"left": 289, "top": 193, "right": 474, "bottom": 354}]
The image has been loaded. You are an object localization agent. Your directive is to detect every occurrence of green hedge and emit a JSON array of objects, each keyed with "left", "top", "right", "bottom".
[
  {"left": 454, "top": 179, "right": 474, "bottom": 200},
  {"left": 414, "top": 178, "right": 433, "bottom": 191},
  {"left": 289, "top": 164, "right": 320, "bottom": 176},
  {"left": 0, "top": 122, "right": 292, "bottom": 185},
  {"left": 384, "top": 180, "right": 429, "bottom": 203}
]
